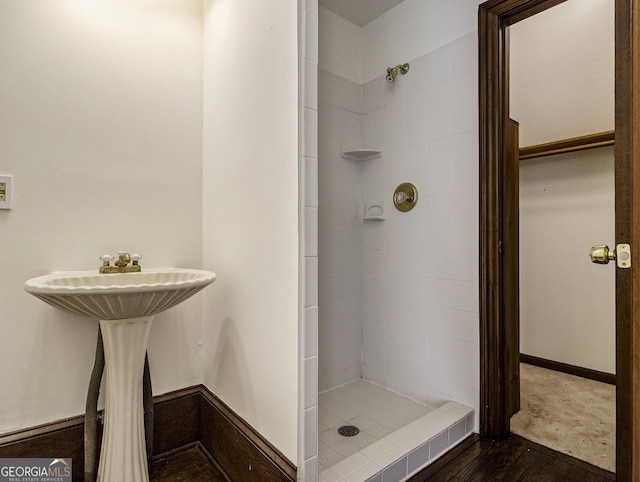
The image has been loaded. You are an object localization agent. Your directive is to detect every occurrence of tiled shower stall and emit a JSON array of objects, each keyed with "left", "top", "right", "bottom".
[
  {"left": 299, "top": 2, "right": 482, "bottom": 481},
  {"left": 318, "top": 33, "right": 480, "bottom": 406},
  {"left": 303, "top": 1, "right": 478, "bottom": 481}
]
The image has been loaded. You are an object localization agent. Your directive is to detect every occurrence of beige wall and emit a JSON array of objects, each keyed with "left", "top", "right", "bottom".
[
  {"left": 519, "top": 149, "right": 615, "bottom": 373},
  {"left": 0, "top": 1, "right": 204, "bottom": 432},
  {"left": 510, "top": 0, "right": 614, "bottom": 147},
  {"left": 511, "top": 0, "right": 615, "bottom": 373}
]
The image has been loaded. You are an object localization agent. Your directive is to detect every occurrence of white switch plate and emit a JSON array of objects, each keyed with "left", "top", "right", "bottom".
[{"left": 0, "top": 175, "right": 13, "bottom": 209}]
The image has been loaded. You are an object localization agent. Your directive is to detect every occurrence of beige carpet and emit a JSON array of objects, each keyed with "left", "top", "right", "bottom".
[{"left": 511, "top": 363, "right": 615, "bottom": 473}]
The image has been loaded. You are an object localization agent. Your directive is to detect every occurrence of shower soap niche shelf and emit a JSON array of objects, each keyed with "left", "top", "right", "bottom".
[
  {"left": 342, "top": 148, "right": 382, "bottom": 161},
  {"left": 364, "top": 201, "right": 385, "bottom": 221}
]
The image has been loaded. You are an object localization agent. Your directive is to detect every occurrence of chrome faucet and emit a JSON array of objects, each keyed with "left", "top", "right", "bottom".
[{"left": 99, "top": 251, "right": 142, "bottom": 273}]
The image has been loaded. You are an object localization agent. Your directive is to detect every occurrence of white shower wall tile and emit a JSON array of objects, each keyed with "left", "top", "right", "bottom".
[
  {"left": 301, "top": 2, "right": 319, "bottom": 480},
  {"left": 403, "top": 224, "right": 430, "bottom": 251},
  {"left": 362, "top": 79, "right": 386, "bottom": 114},
  {"left": 425, "top": 80, "right": 453, "bottom": 141},
  {"left": 426, "top": 165, "right": 453, "bottom": 195},
  {"left": 305, "top": 306, "right": 319, "bottom": 357},
  {"left": 426, "top": 43, "right": 452, "bottom": 87},
  {"left": 305, "top": 108, "right": 319, "bottom": 159},
  {"left": 304, "top": 0, "right": 318, "bottom": 15},
  {"left": 380, "top": 105, "right": 403, "bottom": 151},
  {"left": 306, "top": 356, "right": 319, "bottom": 409},
  {"left": 452, "top": 190, "right": 478, "bottom": 223},
  {"left": 305, "top": 10, "right": 318, "bottom": 63},
  {"left": 306, "top": 207, "right": 319, "bottom": 257},
  {"left": 317, "top": 36, "right": 481, "bottom": 474},
  {"left": 451, "top": 130, "right": 479, "bottom": 164},
  {"left": 401, "top": 56, "right": 428, "bottom": 96},
  {"left": 451, "top": 32, "right": 478, "bottom": 79},
  {"left": 452, "top": 158, "right": 478, "bottom": 194},
  {"left": 306, "top": 156, "right": 319, "bottom": 207},
  {"left": 452, "top": 70, "right": 478, "bottom": 136},
  {"left": 403, "top": 95, "right": 428, "bottom": 148},
  {"left": 425, "top": 194, "right": 452, "bottom": 224},
  {"left": 306, "top": 406, "right": 319, "bottom": 457},
  {"left": 305, "top": 257, "right": 318, "bottom": 308},
  {"left": 451, "top": 221, "right": 476, "bottom": 252},
  {"left": 306, "top": 59, "right": 319, "bottom": 111},
  {"left": 363, "top": 108, "right": 386, "bottom": 138},
  {"left": 426, "top": 137, "right": 452, "bottom": 168},
  {"left": 451, "top": 250, "right": 478, "bottom": 282},
  {"left": 320, "top": 69, "right": 363, "bottom": 114}
]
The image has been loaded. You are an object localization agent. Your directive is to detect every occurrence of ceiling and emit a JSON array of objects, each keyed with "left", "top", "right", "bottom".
[{"left": 319, "top": 0, "right": 405, "bottom": 27}]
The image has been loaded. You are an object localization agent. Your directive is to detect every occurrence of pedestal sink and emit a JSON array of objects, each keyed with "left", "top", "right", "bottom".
[{"left": 25, "top": 268, "right": 216, "bottom": 482}]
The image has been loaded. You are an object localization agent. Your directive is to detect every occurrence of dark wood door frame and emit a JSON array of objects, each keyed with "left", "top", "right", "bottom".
[{"left": 478, "top": 0, "right": 640, "bottom": 480}]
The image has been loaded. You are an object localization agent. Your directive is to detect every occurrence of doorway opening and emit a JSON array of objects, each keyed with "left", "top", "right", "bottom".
[
  {"left": 478, "top": 0, "right": 640, "bottom": 480},
  {"left": 507, "top": 0, "right": 616, "bottom": 472}
]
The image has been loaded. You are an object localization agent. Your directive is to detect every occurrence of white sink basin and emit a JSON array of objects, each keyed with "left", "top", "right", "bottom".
[
  {"left": 24, "top": 267, "right": 216, "bottom": 482},
  {"left": 24, "top": 268, "right": 216, "bottom": 320}
]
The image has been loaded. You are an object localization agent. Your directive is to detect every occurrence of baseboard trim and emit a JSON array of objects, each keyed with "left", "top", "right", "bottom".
[
  {"left": 0, "top": 385, "right": 296, "bottom": 482},
  {"left": 520, "top": 354, "right": 616, "bottom": 385},
  {"left": 199, "top": 386, "right": 296, "bottom": 482}
]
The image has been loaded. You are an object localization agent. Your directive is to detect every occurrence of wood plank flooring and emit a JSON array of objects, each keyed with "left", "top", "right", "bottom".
[
  {"left": 151, "top": 445, "right": 225, "bottom": 482},
  {"left": 409, "top": 434, "right": 615, "bottom": 481},
  {"left": 151, "top": 434, "right": 615, "bottom": 481}
]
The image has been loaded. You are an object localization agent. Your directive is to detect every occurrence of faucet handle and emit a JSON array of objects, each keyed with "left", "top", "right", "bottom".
[
  {"left": 99, "top": 254, "right": 115, "bottom": 267},
  {"left": 131, "top": 253, "right": 143, "bottom": 265}
]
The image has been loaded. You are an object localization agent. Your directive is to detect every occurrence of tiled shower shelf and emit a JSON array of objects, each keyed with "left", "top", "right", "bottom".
[
  {"left": 341, "top": 148, "right": 382, "bottom": 161},
  {"left": 319, "top": 402, "right": 474, "bottom": 482}
]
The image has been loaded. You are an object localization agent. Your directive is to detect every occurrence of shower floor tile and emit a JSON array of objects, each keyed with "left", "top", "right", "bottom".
[{"left": 318, "top": 379, "right": 432, "bottom": 471}]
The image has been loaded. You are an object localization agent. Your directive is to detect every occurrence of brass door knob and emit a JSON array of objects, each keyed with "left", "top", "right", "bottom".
[
  {"left": 589, "top": 243, "right": 631, "bottom": 268},
  {"left": 589, "top": 245, "right": 615, "bottom": 264}
]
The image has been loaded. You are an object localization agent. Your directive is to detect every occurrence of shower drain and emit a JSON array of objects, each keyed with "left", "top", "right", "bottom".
[{"left": 337, "top": 425, "right": 360, "bottom": 437}]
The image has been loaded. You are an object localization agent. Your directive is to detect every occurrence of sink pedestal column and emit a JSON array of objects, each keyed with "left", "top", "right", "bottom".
[{"left": 97, "top": 316, "right": 154, "bottom": 482}]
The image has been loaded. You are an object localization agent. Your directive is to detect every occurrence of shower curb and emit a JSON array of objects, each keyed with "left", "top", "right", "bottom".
[{"left": 319, "top": 402, "right": 474, "bottom": 482}]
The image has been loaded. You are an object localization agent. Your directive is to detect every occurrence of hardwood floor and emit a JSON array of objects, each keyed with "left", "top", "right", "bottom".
[
  {"left": 409, "top": 434, "right": 615, "bottom": 481},
  {"left": 151, "top": 445, "right": 225, "bottom": 482},
  {"left": 152, "top": 434, "right": 615, "bottom": 481}
]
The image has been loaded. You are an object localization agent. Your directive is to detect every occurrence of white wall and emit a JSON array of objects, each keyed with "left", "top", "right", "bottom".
[
  {"left": 0, "top": 1, "right": 303, "bottom": 466},
  {"left": 0, "top": 0, "right": 204, "bottom": 433},
  {"left": 201, "top": 0, "right": 300, "bottom": 462},
  {"left": 511, "top": 0, "right": 615, "bottom": 373},
  {"left": 317, "top": 0, "right": 482, "bottom": 414}
]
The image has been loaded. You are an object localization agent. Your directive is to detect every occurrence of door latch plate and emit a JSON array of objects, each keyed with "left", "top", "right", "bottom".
[{"left": 616, "top": 243, "right": 631, "bottom": 268}]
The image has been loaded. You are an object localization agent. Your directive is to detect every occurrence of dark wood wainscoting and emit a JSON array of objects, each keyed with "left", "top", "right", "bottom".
[
  {"left": 520, "top": 354, "right": 616, "bottom": 386},
  {"left": 0, "top": 385, "right": 296, "bottom": 482}
]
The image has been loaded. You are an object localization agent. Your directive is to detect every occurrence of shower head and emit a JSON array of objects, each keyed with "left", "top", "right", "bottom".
[{"left": 386, "top": 63, "right": 410, "bottom": 83}]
